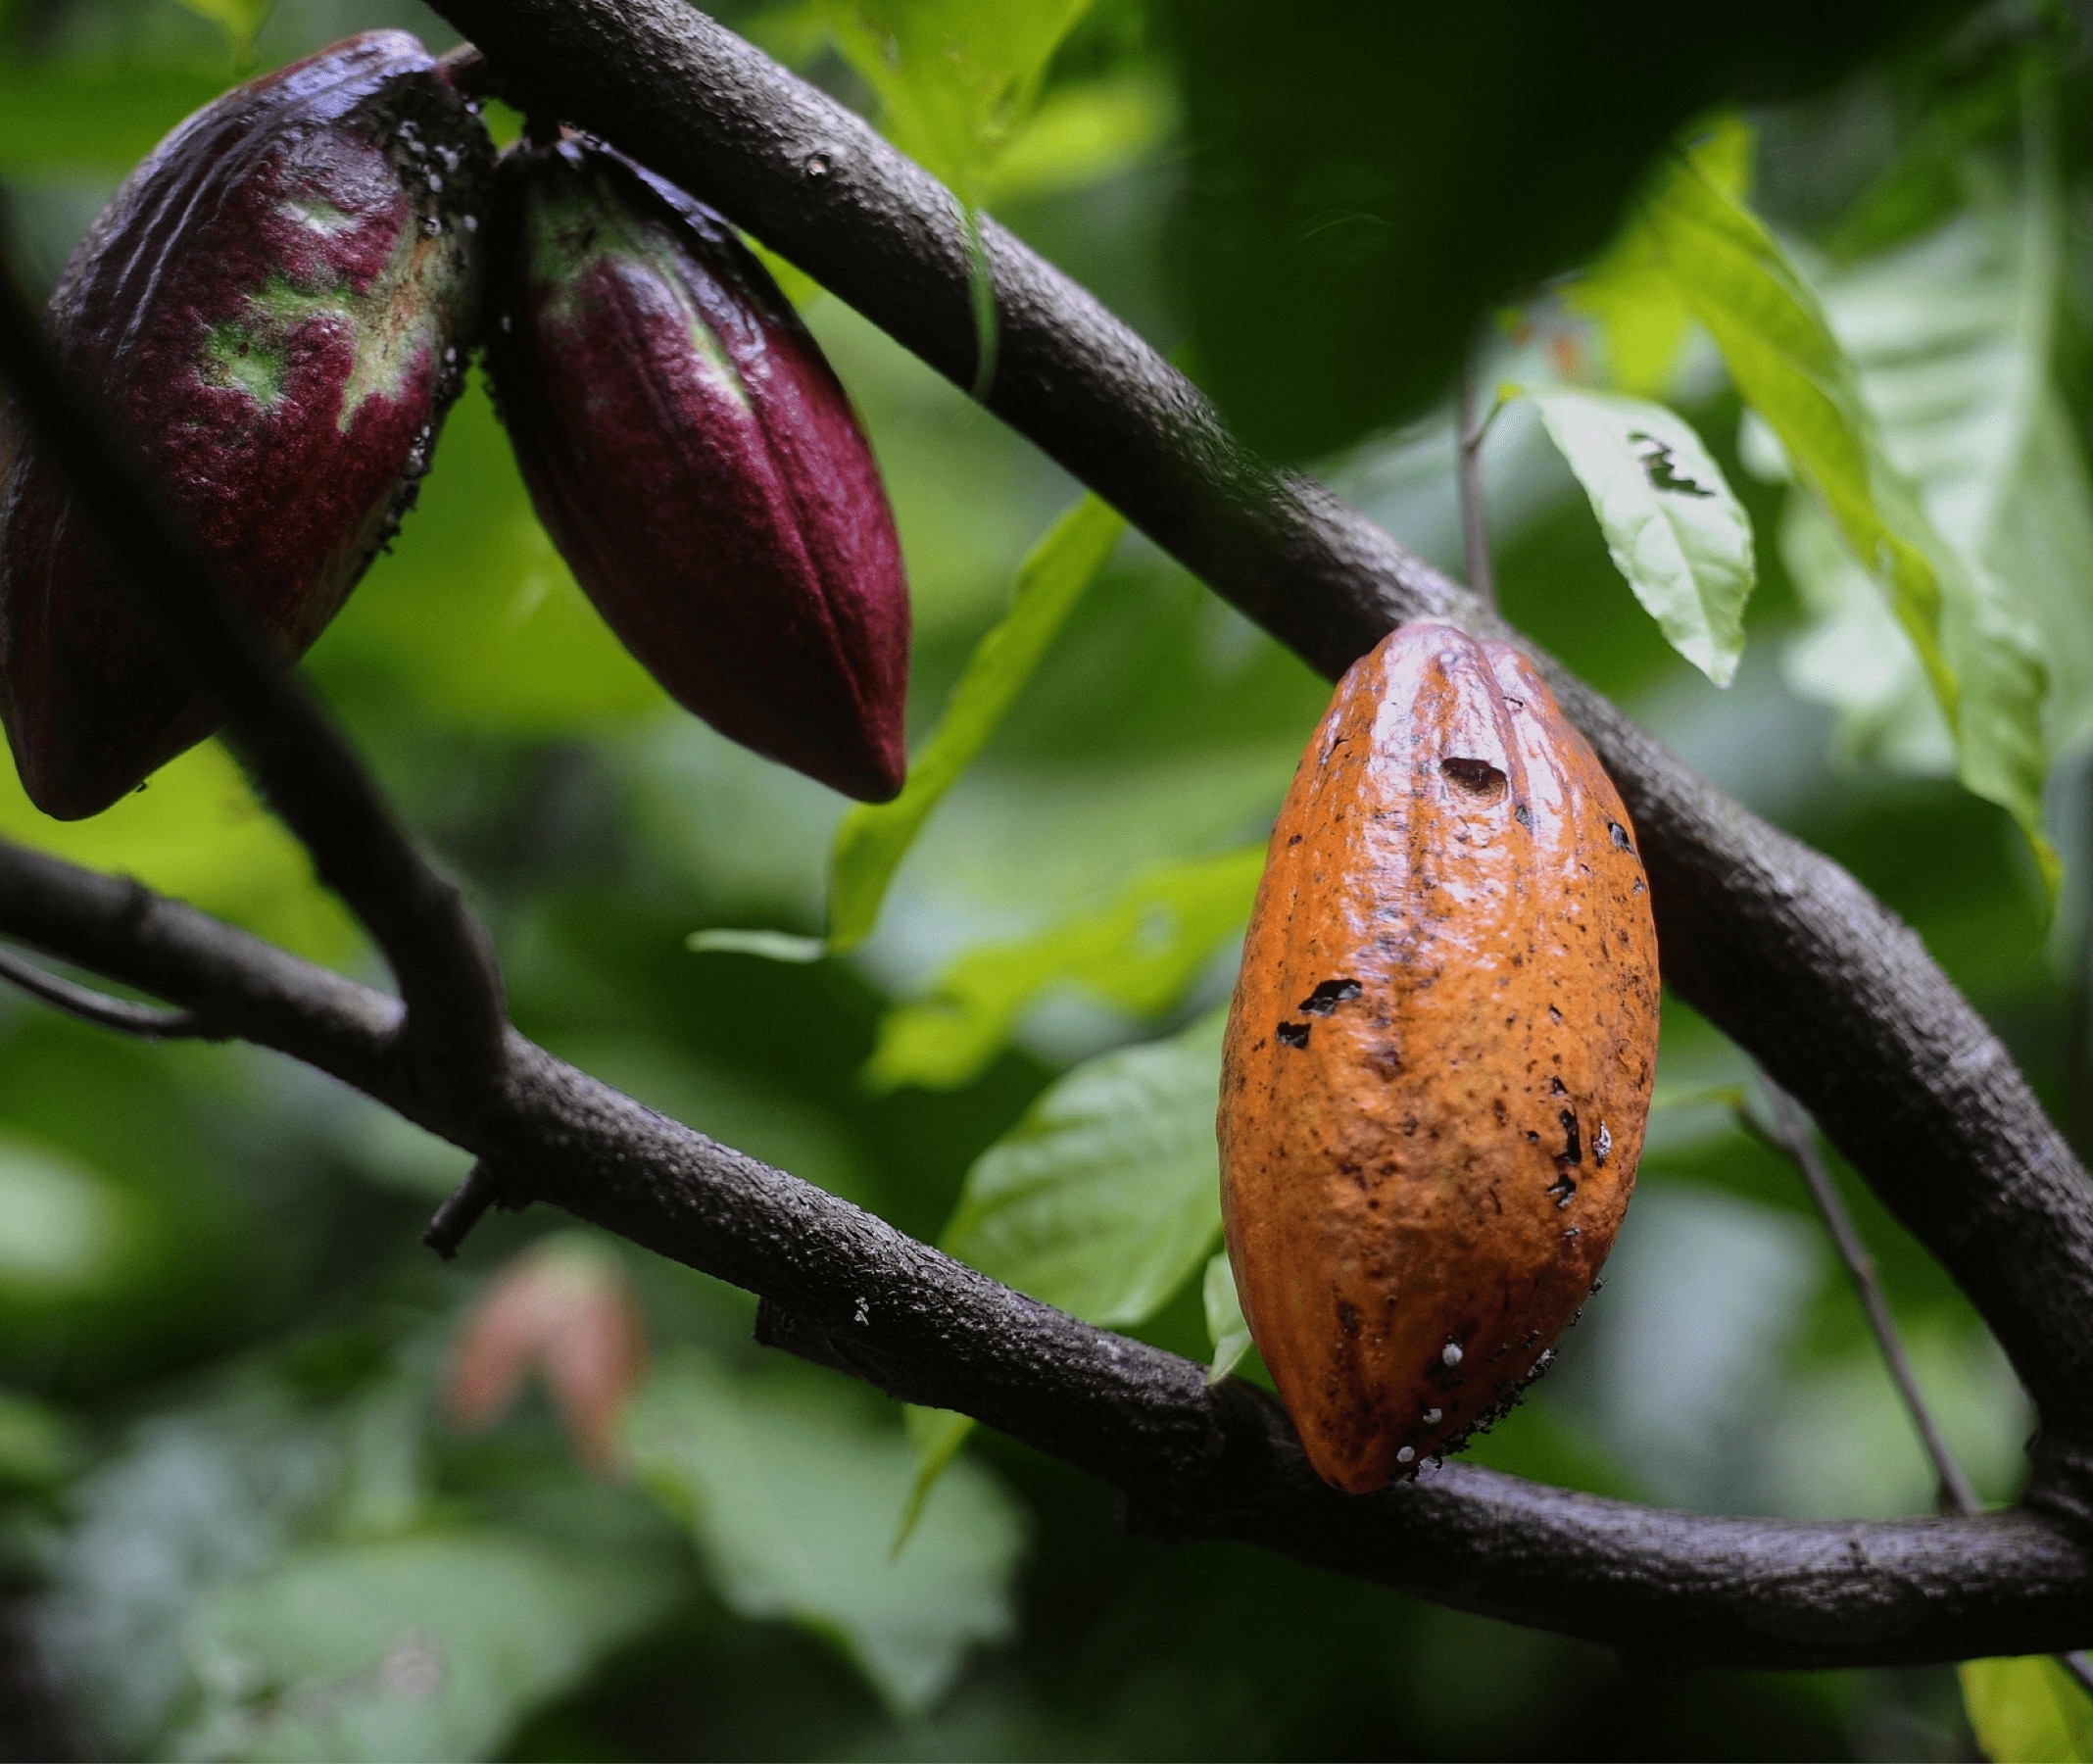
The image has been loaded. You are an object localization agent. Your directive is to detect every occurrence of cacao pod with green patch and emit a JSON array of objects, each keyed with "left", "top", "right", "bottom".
[
  {"left": 485, "top": 136, "right": 909, "bottom": 803},
  {"left": 0, "top": 31, "right": 491, "bottom": 819}
]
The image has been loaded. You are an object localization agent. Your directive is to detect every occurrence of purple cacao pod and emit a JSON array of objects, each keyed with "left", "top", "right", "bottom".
[
  {"left": 0, "top": 31, "right": 492, "bottom": 819},
  {"left": 485, "top": 136, "right": 909, "bottom": 804}
]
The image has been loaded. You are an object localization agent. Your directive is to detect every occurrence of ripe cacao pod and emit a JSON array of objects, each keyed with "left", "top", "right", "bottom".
[
  {"left": 0, "top": 31, "right": 491, "bottom": 819},
  {"left": 484, "top": 135, "right": 909, "bottom": 804},
  {"left": 1218, "top": 620, "right": 1660, "bottom": 1494}
]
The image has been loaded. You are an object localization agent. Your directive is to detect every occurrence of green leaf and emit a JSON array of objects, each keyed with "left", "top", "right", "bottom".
[
  {"left": 1960, "top": 1656, "right": 2093, "bottom": 1763},
  {"left": 0, "top": 63, "right": 229, "bottom": 181},
  {"left": 170, "top": 0, "right": 272, "bottom": 64},
  {"left": 893, "top": 1405, "right": 976, "bottom": 1555},
  {"left": 1644, "top": 145, "right": 2054, "bottom": 882},
  {"left": 1522, "top": 387, "right": 1755, "bottom": 685},
  {"left": 0, "top": 738, "right": 359, "bottom": 963},
  {"left": 827, "top": 494, "right": 1126, "bottom": 953},
  {"left": 686, "top": 929, "right": 829, "bottom": 963},
  {"left": 982, "top": 70, "right": 1175, "bottom": 205},
  {"left": 0, "top": 1389, "right": 81, "bottom": 1491},
  {"left": 626, "top": 1355, "right": 1024, "bottom": 1716},
  {"left": 1782, "top": 175, "right": 2093, "bottom": 790},
  {"left": 1202, "top": 1250, "right": 1251, "bottom": 1385},
  {"left": 865, "top": 844, "right": 1262, "bottom": 1092},
  {"left": 1569, "top": 115, "right": 1755, "bottom": 397},
  {"left": 170, "top": 1532, "right": 681, "bottom": 1762},
  {"left": 821, "top": 0, "right": 1099, "bottom": 204},
  {"left": 942, "top": 1007, "right": 1225, "bottom": 1327}
]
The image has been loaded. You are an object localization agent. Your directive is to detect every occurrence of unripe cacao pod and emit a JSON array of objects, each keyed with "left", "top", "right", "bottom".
[
  {"left": 484, "top": 136, "right": 909, "bottom": 804},
  {"left": 0, "top": 31, "right": 491, "bottom": 819},
  {"left": 1218, "top": 620, "right": 1660, "bottom": 1494}
]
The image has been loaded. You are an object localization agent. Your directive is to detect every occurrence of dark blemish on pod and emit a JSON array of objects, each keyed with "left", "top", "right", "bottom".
[
  {"left": 1548, "top": 1171, "right": 1578, "bottom": 1208},
  {"left": 1440, "top": 757, "right": 1508, "bottom": 803},
  {"left": 1514, "top": 804, "right": 1533, "bottom": 827},
  {"left": 1558, "top": 1108, "right": 1582, "bottom": 1165},
  {"left": 1277, "top": 1021, "right": 1311, "bottom": 1049},
  {"left": 1298, "top": 978, "right": 1362, "bottom": 1015},
  {"left": 1593, "top": 1122, "right": 1612, "bottom": 1166},
  {"left": 1609, "top": 821, "right": 1633, "bottom": 853}
]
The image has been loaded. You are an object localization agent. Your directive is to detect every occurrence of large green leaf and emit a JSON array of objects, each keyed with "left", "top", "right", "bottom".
[
  {"left": 626, "top": 1355, "right": 1024, "bottom": 1716},
  {"left": 1523, "top": 387, "right": 1755, "bottom": 685},
  {"left": 828, "top": 495, "right": 1126, "bottom": 953},
  {"left": 865, "top": 843, "right": 1261, "bottom": 1091},
  {"left": 822, "top": 0, "right": 1099, "bottom": 204},
  {"left": 1568, "top": 116, "right": 1754, "bottom": 398},
  {"left": 1645, "top": 149, "right": 2053, "bottom": 879},
  {"left": 170, "top": 1532, "right": 680, "bottom": 1762},
  {"left": 1960, "top": 1656, "right": 2093, "bottom": 1763},
  {"left": 943, "top": 1007, "right": 1225, "bottom": 1328},
  {"left": 1781, "top": 183, "right": 2093, "bottom": 781}
]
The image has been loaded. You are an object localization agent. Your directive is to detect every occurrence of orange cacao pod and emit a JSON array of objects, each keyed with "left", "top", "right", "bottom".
[{"left": 1218, "top": 620, "right": 1660, "bottom": 1494}]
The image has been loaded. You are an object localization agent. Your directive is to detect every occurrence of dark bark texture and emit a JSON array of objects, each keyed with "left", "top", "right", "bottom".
[{"left": 0, "top": 0, "right": 2088, "bottom": 1670}]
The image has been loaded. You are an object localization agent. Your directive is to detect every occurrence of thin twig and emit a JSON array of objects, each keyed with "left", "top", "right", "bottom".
[
  {"left": 1760, "top": 1075, "right": 2093, "bottom": 1692},
  {"left": 0, "top": 237, "right": 509, "bottom": 1117},
  {"left": 422, "top": 1160, "right": 508, "bottom": 1260},
  {"left": 1457, "top": 342, "right": 1497, "bottom": 612},
  {"left": 0, "top": 944, "right": 209, "bottom": 1039}
]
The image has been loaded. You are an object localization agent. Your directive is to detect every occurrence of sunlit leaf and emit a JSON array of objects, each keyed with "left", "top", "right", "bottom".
[
  {"left": 0, "top": 738, "right": 358, "bottom": 964},
  {"left": 1782, "top": 181, "right": 2093, "bottom": 782},
  {"left": 170, "top": 0, "right": 272, "bottom": 65},
  {"left": 1569, "top": 115, "right": 1754, "bottom": 397},
  {"left": 942, "top": 1007, "right": 1224, "bottom": 1327},
  {"left": 172, "top": 1532, "right": 681, "bottom": 1761},
  {"left": 1522, "top": 387, "right": 1754, "bottom": 685},
  {"left": 626, "top": 1354, "right": 1024, "bottom": 1715},
  {"left": 865, "top": 843, "right": 1260, "bottom": 1092},
  {"left": 1202, "top": 1250, "right": 1251, "bottom": 1385},
  {"left": 686, "top": 929, "right": 828, "bottom": 963},
  {"left": 1960, "top": 1656, "right": 2093, "bottom": 1763},
  {"left": 983, "top": 71, "right": 1175, "bottom": 205},
  {"left": 822, "top": 0, "right": 1098, "bottom": 203},
  {"left": 1645, "top": 146, "right": 2054, "bottom": 883},
  {"left": 828, "top": 494, "right": 1126, "bottom": 954}
]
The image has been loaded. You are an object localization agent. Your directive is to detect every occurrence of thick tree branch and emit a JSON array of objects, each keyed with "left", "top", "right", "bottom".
[
  {"left": 0, "top": 256, "right": 507, "bottom": 1118},
  {"left": 0, "top": 831, "right": 2085, "bottom": 1666},
  {"left": 413, "top": 0, "right": 2093, "bottom": 1493}
]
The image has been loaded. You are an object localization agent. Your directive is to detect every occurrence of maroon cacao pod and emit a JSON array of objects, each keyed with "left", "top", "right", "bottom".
[
  {"left": 484, "top": 136, "right": 909, "bottom": 803},
  {"left": 0, "top": 31, "right": 492, "bottom": 819}
]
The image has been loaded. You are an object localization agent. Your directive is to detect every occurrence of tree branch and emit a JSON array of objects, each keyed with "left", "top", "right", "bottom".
[
  {"left": 0, "top": 830, "right": 2084, "bottom": 1666},
  {"left": 0, "top": 252, "right": 507, "bottom": 1120},
  {"left": 0, "top": 944, "right": 210, "bottom": 1040},
  {"left": 414, "top": 0, "right": 2093, "bottom": 1499}
]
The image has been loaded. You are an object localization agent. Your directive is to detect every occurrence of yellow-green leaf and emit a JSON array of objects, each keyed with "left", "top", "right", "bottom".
[
  {"left": 827, "top": 494, "right": 1125, "bottom": 954},
  {"left": 863, "top": 843, "right": 1262, "bottom": 1092},
  {"left": 1960, "top": 1656, "right": 2093, "bottom": 1762}
]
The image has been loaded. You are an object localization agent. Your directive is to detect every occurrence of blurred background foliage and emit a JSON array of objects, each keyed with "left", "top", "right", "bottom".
[{"left": 1, "top": 0, "right": 2092, "bottom": 1755}]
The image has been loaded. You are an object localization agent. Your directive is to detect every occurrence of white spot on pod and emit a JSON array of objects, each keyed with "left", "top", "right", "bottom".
[
  {"left": 1396, "top": 1446, "right": 1416, "bottom": 1464},
  {"left": 1441, "top": 1341, "right": 1464, "bottom": 1367},
  {"left": 1424, "top": 1407, "right": 1442, "bottom": 1425}
]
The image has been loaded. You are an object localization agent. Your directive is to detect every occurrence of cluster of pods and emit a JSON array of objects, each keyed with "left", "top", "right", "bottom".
[{"left": 0, "top": 31, "right": 910, "bottom": 820}]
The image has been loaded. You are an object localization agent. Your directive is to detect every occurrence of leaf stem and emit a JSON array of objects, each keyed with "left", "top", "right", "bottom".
[
  {"left": 1758, "top": 1073, "right": 2093, "bottom": 1693},
  {"left": 1457, "top": 342, "right": 1497, "bottom": 610}
]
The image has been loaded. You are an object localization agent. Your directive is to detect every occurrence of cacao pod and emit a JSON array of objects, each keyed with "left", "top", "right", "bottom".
[
  {"left": 0, "top": 31, "right": 492, "bottom": 820},
  {"left": 484, "top": 136, "right": 909, "bottom": 804},
  {"left": 1218, "top": 620, "right": 1660, "bottom": 1494}
]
